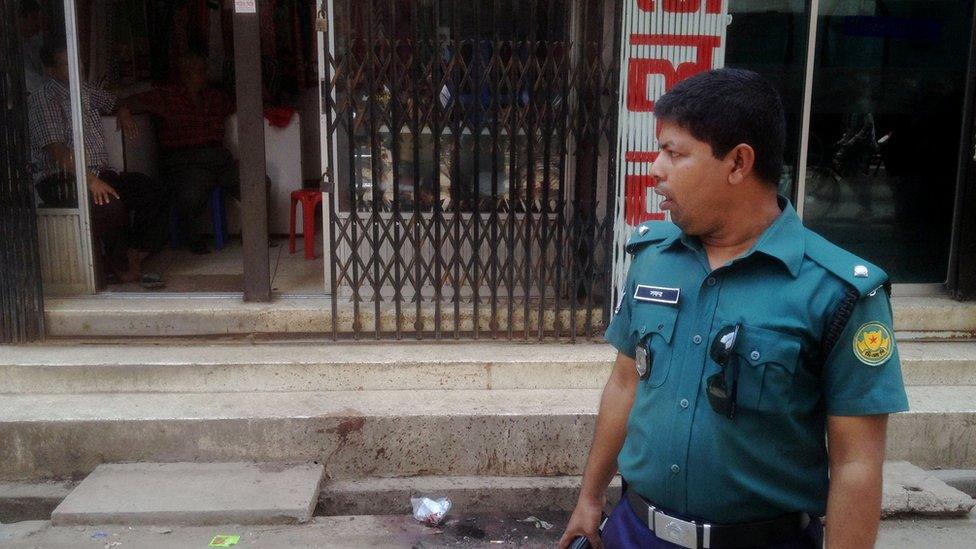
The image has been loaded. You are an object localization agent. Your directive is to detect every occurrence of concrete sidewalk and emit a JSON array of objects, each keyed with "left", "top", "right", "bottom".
[
  {"left": 0, "top": 514, "right": 561, "bottom": 548},
  {"left": 3, "top": 512, "right": 976, "bottom": 548}
]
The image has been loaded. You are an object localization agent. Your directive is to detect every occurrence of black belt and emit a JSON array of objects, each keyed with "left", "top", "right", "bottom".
[{"left": 625, "top": 490, "right": 811, "bottom": 549}]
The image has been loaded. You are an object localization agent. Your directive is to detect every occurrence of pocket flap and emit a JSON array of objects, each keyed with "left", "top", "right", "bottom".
[
  {"left": 733, "top": 325, "right": 801, "bottom": 373},
  {"left": 631, "top": 304, "right": 678, "bottom": 343}
]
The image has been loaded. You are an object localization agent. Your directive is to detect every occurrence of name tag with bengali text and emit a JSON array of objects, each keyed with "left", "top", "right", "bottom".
[{"left": 634, "top": 284, "right": 680, "bottom": 306}]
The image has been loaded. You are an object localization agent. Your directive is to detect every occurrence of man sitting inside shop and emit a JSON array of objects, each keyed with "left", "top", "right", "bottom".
[
  {"left": 28, "top": 38, "right": 170, "bottom": 288},
  {"left": 121, "top": 53, "right": 245, "bottom": 255},
  {"left": 20, "top": 0, "right": 45, "bottom": 95}
]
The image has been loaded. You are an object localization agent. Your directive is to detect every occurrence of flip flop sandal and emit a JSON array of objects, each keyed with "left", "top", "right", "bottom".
[{"left": 139, "top": 273, "right": 166, "bottom": 290}]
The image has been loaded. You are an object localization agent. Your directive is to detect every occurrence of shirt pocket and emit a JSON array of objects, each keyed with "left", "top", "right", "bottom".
[
  {"left": 631, "top": 304, "right": 679, "bottom": 388},
  {"left": 733, "top": 325, "right": 802, "bottom": 413}
]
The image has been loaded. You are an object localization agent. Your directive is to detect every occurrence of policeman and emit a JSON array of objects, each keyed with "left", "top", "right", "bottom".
[{"left": 558, "top": 69, "right": 908, "bottom": 549}]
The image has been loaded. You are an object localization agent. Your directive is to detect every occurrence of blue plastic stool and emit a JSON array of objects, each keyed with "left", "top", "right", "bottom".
[
  {"left": 169, "top": 186, "right": 228, "bottom": 251},
  {"left": 209, "top": 186, "right": 228, "bottom": 250}
]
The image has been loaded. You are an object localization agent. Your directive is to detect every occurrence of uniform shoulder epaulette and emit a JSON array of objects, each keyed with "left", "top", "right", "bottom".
[
  {"left": 626, "top": 221, "right": 681, "bottom": 254},
  {"left": 804, "top": 229, "right": 889, "bottom": 297}
]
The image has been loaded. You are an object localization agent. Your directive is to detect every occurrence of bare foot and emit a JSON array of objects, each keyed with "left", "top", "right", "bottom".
[
  {"left": 126, "top": 248, "right": 149, "bottom": 275},
  {"left": 116, "top": 269, "right": 140, "bottom": 283}
]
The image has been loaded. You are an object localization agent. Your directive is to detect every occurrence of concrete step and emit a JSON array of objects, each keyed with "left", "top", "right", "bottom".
[
  {"left": 0, "top": 343, "right": 613, "bottom": 394},
  {"left": 50, "top": 462, "right": 324, "bottom": 526},
  {"left": 2, "top": 341, "right": 973, "bottom": 394},
  {"left": 931, "top": 470, "right": 976, "bottom": 498},
  {"left": 0, "top": 475, "right": 617, "bottom": 523},
  {"left": 893, "top": 297, "right": 976, "bottom": 338},
  {"left": 319, "top": 476, "right": 622, "bottom": 517},
  {"left": 321, "top": 464, "right": 976, "bottom": 519},
  {"left": 0, "top": 388, "right": 598, "bottom": 481},
  {"left": 6, "top": 466, "right": 970, "bottom": 524},
  {"left": 882, "top": 462, "right": 976, "bottom": 518},
  {"left": 41, "top": 295, "right": 976, "bottom": 338},
  {"left": 43, "top": 296, "right": 602, "bottom": 338},
  {"left": 0, "top": 481, "right": 73, "bottom": 523},
  {"left": 1, "top": 386, "right": 974, "bottom": 481},
  {"left": 897, "top": 342, "right": 976, "bottom": 385}
]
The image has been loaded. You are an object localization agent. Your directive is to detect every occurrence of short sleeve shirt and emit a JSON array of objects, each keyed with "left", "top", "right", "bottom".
[
  {"left": 605, "top": 197, "right": 909, "bottom": 524},
  {"left": 135, "top": 85, "right": 235, "bottom": 149}
]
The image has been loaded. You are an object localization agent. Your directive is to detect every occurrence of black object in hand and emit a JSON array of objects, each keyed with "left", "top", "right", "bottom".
[
  {"left": 568, "top": 534, "right": 592, "bottom": 549},
  {"left": 568, "top": 514, "right": 608, "bottom": 549}
]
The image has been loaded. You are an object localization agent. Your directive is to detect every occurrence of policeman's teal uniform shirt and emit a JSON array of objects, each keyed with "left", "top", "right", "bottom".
[{"left": 605, "top": 196, "right": 909, "bottom": 524}]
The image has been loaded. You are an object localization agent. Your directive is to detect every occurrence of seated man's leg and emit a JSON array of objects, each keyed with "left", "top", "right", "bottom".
[
  {"left": 112, "top": 171, "right": 172, "bottom": 255},
  {"left": 213, "top": 149, "right": 274, "bottom": 232},
  {"left": 88, "top": 185, "right": 131, "bottom": 281},
  {"left": 164, "top": 158, "right": 217, "bottom": 251},
  {"left": 214, "top": 147, "right": 242, "bottom": 201},
  {"left": 214, "top": 150, "right": 274, "bottom": 233},
  {"left": 213, "top": 148, "right": 271, "bottom": 200}
]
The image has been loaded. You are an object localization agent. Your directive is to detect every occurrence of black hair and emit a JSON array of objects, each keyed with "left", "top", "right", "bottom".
[
  {"left": 20, "top": 1, "right": 41, "bottom": 17},
  {"left": 654, "top": 68, "right": 786, "bottom": 186},
  {"left": 40, "top": 35, "right": 67, "bottom": 69}
]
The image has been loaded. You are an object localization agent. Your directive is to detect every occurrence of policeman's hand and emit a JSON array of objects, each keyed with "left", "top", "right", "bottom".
[
  {"left": 88, "top": 175, "right": 120, "bottom": 206},
  {"left": 558, "top": 495, "right": 605, "bottom": 549}
]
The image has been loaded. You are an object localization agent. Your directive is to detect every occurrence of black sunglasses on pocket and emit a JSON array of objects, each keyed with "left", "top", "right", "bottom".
[{"left": 707, "top": 324, "right": 741, "bottom": 419}]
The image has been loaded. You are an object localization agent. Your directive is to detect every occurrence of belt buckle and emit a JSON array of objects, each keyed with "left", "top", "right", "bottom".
[{"left": 653, "top": 510, "right": 699, "bottom": 549}]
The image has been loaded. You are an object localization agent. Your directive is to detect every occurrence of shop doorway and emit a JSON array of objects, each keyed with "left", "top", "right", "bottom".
[
  {"left": 23, "top": 0, "right": 324, "bottom": 296},
  {"left": 799, "top": 0, "right": 975, "bottom": 286}
]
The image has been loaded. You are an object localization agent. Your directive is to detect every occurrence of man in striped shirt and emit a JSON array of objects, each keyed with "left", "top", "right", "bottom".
[{"left": 28, "top": 38, "right": 170, "bottom": 287}]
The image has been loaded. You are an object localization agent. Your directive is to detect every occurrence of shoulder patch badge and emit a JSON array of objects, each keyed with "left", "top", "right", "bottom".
[{"left": 853, "top": 322, "right": 894, "bottom": 366}]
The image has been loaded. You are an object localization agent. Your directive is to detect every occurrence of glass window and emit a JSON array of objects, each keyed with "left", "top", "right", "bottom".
[
  {"left": 801, "top": 0, "right": 973, "bottom": 283},
  {"left": 726, "top": 0, "right": 812, "bottom": 198},
  {"left": 24, "top": 5, "right": 82, "bottom": 213}
]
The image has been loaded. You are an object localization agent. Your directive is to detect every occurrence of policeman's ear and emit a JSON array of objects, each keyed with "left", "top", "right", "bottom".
[{"left": 726, "top": 144, "right": 756, "bottom": 186}]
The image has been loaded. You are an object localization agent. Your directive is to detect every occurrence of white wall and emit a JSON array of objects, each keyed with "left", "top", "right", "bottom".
[{"left": 225, "top": 113, "right": 305, "bottom": 235}]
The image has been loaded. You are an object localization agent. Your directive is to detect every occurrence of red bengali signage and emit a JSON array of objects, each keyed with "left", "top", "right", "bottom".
[
  {"left": 613, "top": 0, "right": 728, "bottom": 286},
  {"left": 623, "top": 33, "right": 722, "bottom": 226},
  {"left": 618, "top": 3, "right": 727, "bottom": 227},
  {"left": 636, "top": 0, "right": 723, "bottom": 14}
]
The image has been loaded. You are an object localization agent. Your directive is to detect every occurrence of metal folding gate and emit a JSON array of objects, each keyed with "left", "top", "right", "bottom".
[
  {"left": 0, "top": 0, "right": 45, "bottom": 342},
  {"left": 319, "top": 0, "right": 622, "bottom": 339}
]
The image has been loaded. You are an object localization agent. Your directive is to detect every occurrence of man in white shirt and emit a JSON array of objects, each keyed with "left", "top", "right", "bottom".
[{"left": 19, "top": 1, "right": 45, "bottom": 95}]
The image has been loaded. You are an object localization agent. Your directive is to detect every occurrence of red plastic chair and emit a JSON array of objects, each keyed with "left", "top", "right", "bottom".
[{"left": 289, "top": 189, "right": 323, "bottom": 260}]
